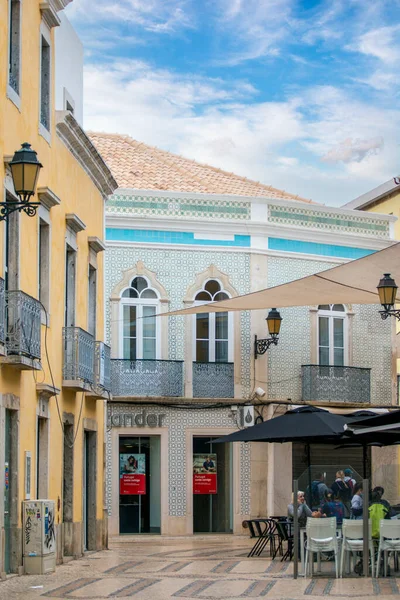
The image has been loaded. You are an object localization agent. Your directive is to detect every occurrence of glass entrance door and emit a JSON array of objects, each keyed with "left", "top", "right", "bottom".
[
  {"left": 193, "top": 437, "right": 232, "bottom": 533},
  {"left": 119, "top": 436, "right": 161, "bottom": 534}
]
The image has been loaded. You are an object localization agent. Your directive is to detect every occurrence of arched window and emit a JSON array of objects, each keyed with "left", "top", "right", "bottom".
[
  {"left": 317, "top": 304, "right": 347, "bottom": 366},
  {"left": 120, "top": 276, "right": 159, "bottom": 360},
  {"left": 194, "top": 280, "right": 232, "bottom": 363}
]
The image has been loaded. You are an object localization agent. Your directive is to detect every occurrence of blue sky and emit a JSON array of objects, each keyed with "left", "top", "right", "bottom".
[{"left": 66, "top": 0, "right": 400, "bottom": 206}]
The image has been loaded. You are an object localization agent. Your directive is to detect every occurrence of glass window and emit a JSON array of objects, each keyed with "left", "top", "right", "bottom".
[
  {"left": 121, "top": 277, "right": 159, "bottom": 360},
  {"left": 8, "top": 0, "right": 21, "bottom": 96},
  {"left": 317, "top": 305, "right": 347, "bottom": 366},
  {"left": 194, "top": 280, "right": 232, "bottom": 363}
]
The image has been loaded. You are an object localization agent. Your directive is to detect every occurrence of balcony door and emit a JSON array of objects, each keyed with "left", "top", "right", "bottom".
[
  {"left": 119, "top": 436, "right": 161, "bottom": 534},
  {"left": 317, "top": 304, "right": 347, "bottom": 366},
  {"left": 193, "top": 280, "right": 233, "bottom": 363},
  {"left": 120, "top": 276, "right": 160, "bottom": 360}
]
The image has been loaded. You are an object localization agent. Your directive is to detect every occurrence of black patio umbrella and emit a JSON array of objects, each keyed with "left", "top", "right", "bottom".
[
  {"left": 213, "top": 406, "right": 353, "bottom": 444},
  {"left": 346, "top": 409, "right": 400, "bottom": 433}
]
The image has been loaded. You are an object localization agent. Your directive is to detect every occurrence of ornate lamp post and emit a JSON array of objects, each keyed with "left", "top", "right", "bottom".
[
  {"left": 377, "top": 273, "right": 400, "bottom": 320},
  {"left": 1, "top": 143, "right": 43, "bottom": 221},
  {"left": 254, "top": 308, "right": 282, "bottom": 358}
]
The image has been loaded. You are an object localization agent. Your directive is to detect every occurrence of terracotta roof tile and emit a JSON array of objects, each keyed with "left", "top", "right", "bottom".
[{"left": 88, "top": 132, "right": 314, "bottom": 203}]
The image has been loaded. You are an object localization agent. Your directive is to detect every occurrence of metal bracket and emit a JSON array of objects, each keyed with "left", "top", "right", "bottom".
[
  {"left": 254, "top": 334, "right": 278, "bottom": 358},
  {"left": 0, "top": 201, "right": 40, "bottom": 221},
  {"left": 379, "top": 309, "right": 400, "bottom": 321}
]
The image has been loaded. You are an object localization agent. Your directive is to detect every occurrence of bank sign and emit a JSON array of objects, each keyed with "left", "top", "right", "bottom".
[{"left": 109, "top": 410, "right": 166, "bottom": 428}]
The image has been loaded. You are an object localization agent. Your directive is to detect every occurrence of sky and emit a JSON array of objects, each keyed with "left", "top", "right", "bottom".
[{"left": 65, "top": 0, "right": 400, "bottom": 206}]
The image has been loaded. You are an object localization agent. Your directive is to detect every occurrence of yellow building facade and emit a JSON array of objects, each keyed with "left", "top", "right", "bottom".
[{"left": 0, "top": 0, "right": 116, "bottom": 574}]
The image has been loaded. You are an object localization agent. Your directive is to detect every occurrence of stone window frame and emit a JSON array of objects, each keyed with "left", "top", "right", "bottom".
[
  {"left": 7, "top": 0, "right": 22, "bottom": 110},
  {"left": 110, "top": 261, "right": 169, "bottom": 360},
  {"left": 39, "top": 21, "right": 52, "bottom": 144},
  {"left": 183, "top": 265, "right": 241, "bottom": 398}
]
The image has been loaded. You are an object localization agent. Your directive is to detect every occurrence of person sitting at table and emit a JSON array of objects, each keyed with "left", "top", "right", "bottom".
[
  {"left": 351, "top": 482, "right": 363, "bottom": 519},
  {"left": 321, "top": 489, "right": 345, "bottom": 525},
  {"left": 287, "top": 491, "right": 322, "bottom": 527}
]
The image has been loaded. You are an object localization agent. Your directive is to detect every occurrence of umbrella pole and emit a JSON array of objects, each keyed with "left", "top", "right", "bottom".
[
  {"left": 363, "top": 444, "right": 367, "bottom": 479},
  {"left": 293, "top": 480, "right": 298, "bottom": 579},
  {"left": 363, "top": 478, "right": 369, "bottom": 577},
  {"left": 307, "top": 443, "right": 312, "bottom": 505}
]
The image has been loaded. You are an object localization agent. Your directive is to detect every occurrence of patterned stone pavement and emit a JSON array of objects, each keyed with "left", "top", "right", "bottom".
[{"left": 0, "top": 537, "right": 398, "bottom": 600}]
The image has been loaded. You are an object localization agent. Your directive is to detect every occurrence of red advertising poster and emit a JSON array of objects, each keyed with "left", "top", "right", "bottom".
[
  {"left": 119, "top": 453, "right": 146, "bottom": 495},
  {"left": 193, "top": 453, "right": 217, "bottom": 494}
]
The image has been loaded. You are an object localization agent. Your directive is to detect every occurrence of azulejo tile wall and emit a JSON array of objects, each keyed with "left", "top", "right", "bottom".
[
  {"left": 106, "top": 404, "right": 251, "bottom": 517},
  {"left": 268, "top": 205, "right": 390, "bottom": 238},
  {"left": 266, "top": 256, "right": 392, "bottom": 405},
  {"left": 107, "top": 194, "right": 251, "bottom": 220},
  {"left": 105, "top": 245, "right": 252, "bottom": 397}
]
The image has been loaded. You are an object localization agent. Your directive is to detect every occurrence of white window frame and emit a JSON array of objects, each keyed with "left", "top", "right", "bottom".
[
  {"left": 119, "top": 277, "right": 161, "bottom": 360},
  {"left": 192, "top": 279, "right": 234, "bottom": 363},
  {"left": 317, "top": 305, "right": 348, "bottom": 366},
  {"left": 7, "top": 0, "right": 22, "bottom": 109}
]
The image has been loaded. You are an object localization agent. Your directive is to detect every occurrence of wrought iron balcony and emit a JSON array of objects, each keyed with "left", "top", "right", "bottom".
[
  {"left": 93, "top": 341, "right": 111, "bottom": 393},
  {"left": 193, "top": 362, "right": 234, "bottom": 398},
  {"left": 5, "top": 290, "right": 41, "bottom": 360},
  {"left": 63, "top": 327, "right": 95, "bottom": 388},
  {"left": 301, "top": 365, "right": 371, "bottom": 404},
  {"left": 111, "top": 359, "right": 184, "bottom": 397}
]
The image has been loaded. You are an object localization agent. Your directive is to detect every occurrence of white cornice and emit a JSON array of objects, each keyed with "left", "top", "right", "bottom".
[
  {"left": 105, "top": 240, "right": 349, "bottom": 264},
  {"left": 66, "top": 213, "right": 86, "bottom": 233},
  {"left": 40, "top": 2, "right": 61, "bottom": 28},
  {"left": 56, "top": 111, "right": 118, "bottom": 200},
  {"left": 51, "top": 0, "right": 73, "bottom": 10},
  {"left": 110, "top": 188, "right": 397, "bottom": 222},
  {"left": 88, "top": 236, "right": 106, "bottom": 253},
  {"left": 37, "top": 187, "right": 61, "bottom": 210},
  {"left": 105, "top": 214, "right": 393, "bottom": 251}
]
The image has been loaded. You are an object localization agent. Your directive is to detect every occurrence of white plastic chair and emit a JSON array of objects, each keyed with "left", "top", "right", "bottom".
[
  {"left": 376, "top": 520, "right": 400, "bottom": 577},
  {"left": 305, "top": 518, "right": 339, "bottom": 578},
  {"left": 340, "top": 519, "right": 374, "bottom": 577}
]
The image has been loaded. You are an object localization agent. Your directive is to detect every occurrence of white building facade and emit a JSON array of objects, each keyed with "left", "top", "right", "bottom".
[{"left": 101, "top": 183, "right": 396, "bottom": 536}]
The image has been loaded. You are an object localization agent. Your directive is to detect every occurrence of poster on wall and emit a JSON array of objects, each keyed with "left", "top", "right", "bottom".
[
  {"left": 193, "top": 454, "right": 217, "bottom": 494},
  {"left": 119, "top": 454, "right": 146, "bottom": 495}
]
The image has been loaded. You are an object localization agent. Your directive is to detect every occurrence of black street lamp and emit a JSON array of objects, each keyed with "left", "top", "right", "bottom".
[
  {"left": 377, "top": 273, "right": 400, "bottom": 320},
  {"left": 1, "top": 143, "right": 43, "bottom": 221},
  {"left": 254, "top": 308, "right": 282, "bottom": 358}
]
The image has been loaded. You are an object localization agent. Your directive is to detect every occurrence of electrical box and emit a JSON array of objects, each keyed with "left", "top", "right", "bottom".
[{"left": 23, "top": 500, "right": 56, "bottom": 574}]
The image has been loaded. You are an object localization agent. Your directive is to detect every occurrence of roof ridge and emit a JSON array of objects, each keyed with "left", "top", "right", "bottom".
[{"left": 88, "top": 131, "right": 314, "bottom": 203}]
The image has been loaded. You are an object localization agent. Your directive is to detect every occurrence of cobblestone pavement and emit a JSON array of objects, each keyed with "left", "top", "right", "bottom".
[{"left": 0, "top": 536, "right": 398, "bottom": 600}]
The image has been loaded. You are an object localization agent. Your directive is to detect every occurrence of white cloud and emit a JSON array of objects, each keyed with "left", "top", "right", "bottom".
[
  {"left": 83, "top": 61, "right": 400, "bottom": 205},
  {"left": 66, "top": 0, "right": 194, "bottom": 33},
  {"left": 349, "top": 25, "right": 400, "bottom": 65},
  {"left": 322, "top": 137, "right": 384, "bottom": 164}
]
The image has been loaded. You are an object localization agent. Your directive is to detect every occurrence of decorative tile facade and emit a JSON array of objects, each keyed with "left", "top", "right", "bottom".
[
  {"left": 268, "top": 204, "right": 390, "bottom": 238},
  {"left": 107, "top": 194, "right": 251, "bottom": 220},
  {"left": 106, "top": 404, "right": 251, "bottom": 517},
  {"left": 266, "top": 256, "right": 392, "bottom": 405},
  {"left": 105, "top": 246, "right": 252, "bottom": 397}
]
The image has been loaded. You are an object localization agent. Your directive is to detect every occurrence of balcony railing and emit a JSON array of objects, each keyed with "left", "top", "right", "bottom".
[
  {"left": 111, "top": 359, "right": 184, "bottom": 397},
  {"left": 301, "top": 365, "right": 371, "bottom": 404},
  {"left": 6, "top": 290, "right": 41, "bottom": 359},
  {"left": 94, "top": 341, "right": 111, "bottom": 393},
  {"left": 63, "top": 327, "right": 95, "bottom": 384},
  {"left": 193, "top": 362, "right": 234, "bottom": 398},
  {"left": 0, "top": 278, "right": 5, "bottom": 346}
]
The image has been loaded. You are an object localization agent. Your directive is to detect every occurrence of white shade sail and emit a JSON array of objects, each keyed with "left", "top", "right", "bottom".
[{"left": 163, "top": 242, "right": 400, "bottom": 316}]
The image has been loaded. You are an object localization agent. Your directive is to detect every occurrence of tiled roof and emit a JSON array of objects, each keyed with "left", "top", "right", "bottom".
[{"left": 89, "top": 132, "right": 313, "bottom": 203}]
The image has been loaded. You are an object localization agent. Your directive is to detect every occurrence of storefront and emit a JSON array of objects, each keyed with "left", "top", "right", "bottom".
[{"left": 106, "top": 404, "right": 253, "bottom": 536}]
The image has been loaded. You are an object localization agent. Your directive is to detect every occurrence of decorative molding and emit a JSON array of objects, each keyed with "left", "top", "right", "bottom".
[
  {"left": 40, "top": 2, "right": 61, "bottom": 28},
  {"left": 50, "top": 0, "right": 73, "bottom": 10},
  {"left": 183, "top": 264, "right": 238, "bottom": 303},
  {"left": 66, "top": 213, "right": 86, "bottom": 233},
  {"left": 55, "top": 111, "right": 117, "bottom": 200},
  {"left": 110, "top": 260, "right": 169, "bottom": 302},
  {"left": 37, "top": 186, "right": 61, "bottom": 210},
  {"left": 88, "top": 236, "right": 106, "bottom": 253}
]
